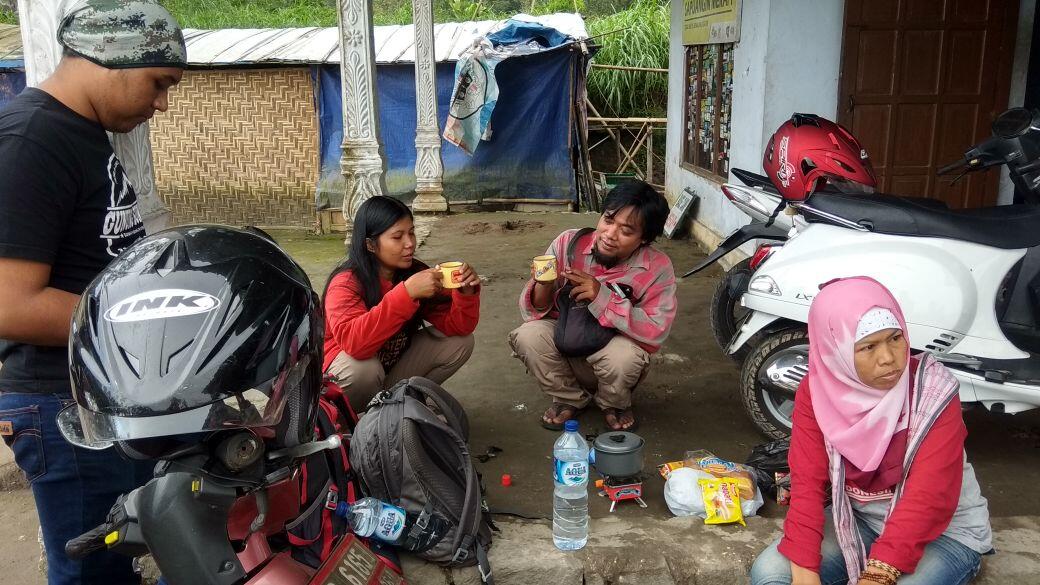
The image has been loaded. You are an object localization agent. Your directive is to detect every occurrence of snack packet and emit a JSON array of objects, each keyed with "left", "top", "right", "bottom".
[
  {"left": 657, "top": 460, "right": 686, "bottom": 480},
  {"left": 685, "top": 450, "right": 757, "bottom": 502},
  {"left": 775, "top": 471, "right": 791, "bottom": 506},
  {"left": 699, "top": 477, "right": 746, "bottom": 527}
]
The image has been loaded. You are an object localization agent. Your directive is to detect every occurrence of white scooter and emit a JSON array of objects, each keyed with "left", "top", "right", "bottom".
[
  {"left": 723, "top": 107, "right": 1040, "bottom": 438},
  {"left": 681, "top": 171, "right": 794, "bottom": 362}
]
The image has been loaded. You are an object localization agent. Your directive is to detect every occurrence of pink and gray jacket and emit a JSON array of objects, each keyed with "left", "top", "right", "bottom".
[{"left": 519, "top": 228, "right": 677, "bottom": 353}]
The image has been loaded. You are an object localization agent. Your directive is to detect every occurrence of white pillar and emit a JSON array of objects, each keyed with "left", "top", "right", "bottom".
[
  {"left": 17, "top": 0, "right": 171, "bottom": 232},
  {"left": 337, "top": 0, "right": 388, "bottom": 225},
  {"left": 409, "top": 0, "right": 448, "bottom": 213}
]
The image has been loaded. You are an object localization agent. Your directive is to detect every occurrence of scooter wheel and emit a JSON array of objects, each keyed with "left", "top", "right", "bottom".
[
  {"left": 739, "top": 328, "right": 809, "bottom": 439},
  {"left": 709, "top": 258, "right": 752, "bottom": 363}
]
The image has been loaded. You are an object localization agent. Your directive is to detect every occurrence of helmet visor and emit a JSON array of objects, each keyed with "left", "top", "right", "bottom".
[
  {"left": 57, "top": 386, "right": 287, "bottom": 450},
  {"left": 823, "top": 175, "right": 876, "bottom": 195}
]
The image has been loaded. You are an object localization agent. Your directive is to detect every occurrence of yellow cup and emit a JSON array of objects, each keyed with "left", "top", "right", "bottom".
[
  {"left": 440, "top": 261, "right": 464, "bottom": 289},
  {"left": 533, "top": 255, "right": 557, "bottom": 282}
]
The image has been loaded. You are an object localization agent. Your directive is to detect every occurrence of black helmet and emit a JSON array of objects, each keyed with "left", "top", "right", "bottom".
[{"left": 58, "top": 225, "right": 322, "bottom": 458}]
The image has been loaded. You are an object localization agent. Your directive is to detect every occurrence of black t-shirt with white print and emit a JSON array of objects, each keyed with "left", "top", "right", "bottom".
[{"left": 0, "top": 88, "right": 145, "bottom": 393}]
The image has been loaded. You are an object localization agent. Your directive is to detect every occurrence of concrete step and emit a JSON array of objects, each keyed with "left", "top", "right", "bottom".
[
  {"left": 402, "top": 515, "right": 1040, "bottom": 585},
  {"left": 11, "top": 482, "right": 1039, "bottom": 584}
]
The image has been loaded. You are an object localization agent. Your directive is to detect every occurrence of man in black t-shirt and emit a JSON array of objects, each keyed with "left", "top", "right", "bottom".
[{"left": 0, "top": 2, "right": 185, "bottom": 583}]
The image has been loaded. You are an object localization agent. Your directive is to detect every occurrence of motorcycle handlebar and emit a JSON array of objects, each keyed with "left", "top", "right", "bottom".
[{"left": 65, "top": 523, "right": 110, "bottom": 560}]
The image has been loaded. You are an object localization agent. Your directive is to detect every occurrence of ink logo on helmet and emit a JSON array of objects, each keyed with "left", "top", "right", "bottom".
[
  {"left": 775, "top": 135, "right": 796, "bottom": 189},
  {"left": 104, "top": 289, "right": 221, "bottom": 323}
]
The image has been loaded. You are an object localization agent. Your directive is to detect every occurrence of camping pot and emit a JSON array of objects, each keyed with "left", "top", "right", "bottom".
[{"left": 590, "top": 431, "right": 644, "bottom": 478}]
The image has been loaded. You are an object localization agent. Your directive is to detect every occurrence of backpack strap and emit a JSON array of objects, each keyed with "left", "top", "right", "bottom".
[
  {"left": 314, "top": 399, "right": 356, "bottom": 505},
  {"left": 564, "top": 227, "right": 596, "bottom": 269},
  {"left": 564, "top": 227, "right": 646, "bottom": 306},
  {"left": 401, "top": 415, "right": 488, "bottom": 580},
  {"left": 476, "top": 543, "right": 494, "bottom": 585},
  {"left": 322, "top": 377, "right": 359, "bottom": 425},
  {"left": 396, "top": 376, "right": 470, "bottom": 440}
]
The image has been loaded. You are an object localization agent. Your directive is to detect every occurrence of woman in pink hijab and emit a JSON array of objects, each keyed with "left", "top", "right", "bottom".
[{"left": 750, "top": 277, "right": 991, "bottom": 585}]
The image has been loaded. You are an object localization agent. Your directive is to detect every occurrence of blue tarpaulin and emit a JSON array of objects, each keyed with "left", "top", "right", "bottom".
[
  {"left": 0, "top": 68, "right": 25, "bottom": 110},
  {"left": 486, "top": 19, "right": 572, "bottom": 48},
  {"left": 314, "top": 47, "right": 577, "bottom": 208}
]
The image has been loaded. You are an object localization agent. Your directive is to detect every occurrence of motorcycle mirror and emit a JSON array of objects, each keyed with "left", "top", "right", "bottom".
[
  {"left": 56, "top": 404, "right": 114, "bottom": 451},
  {"left": 992, "top": 108, "right": 1038, "bottom": 139}
]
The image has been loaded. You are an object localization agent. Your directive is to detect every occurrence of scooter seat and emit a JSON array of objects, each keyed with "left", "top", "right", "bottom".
[{"left": 802, "top": 191, "right": 1040, "bottom": 249}]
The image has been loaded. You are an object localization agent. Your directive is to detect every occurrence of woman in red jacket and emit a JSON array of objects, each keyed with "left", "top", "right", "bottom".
[
  {"left": 323, "top": 196, "right": 480, "bottom": 412},
  {"left": 750, "top": 277, "right": 990, "bottom": 585}
]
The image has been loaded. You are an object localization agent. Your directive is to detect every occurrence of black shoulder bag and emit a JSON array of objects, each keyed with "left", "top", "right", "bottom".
[{"left": 553, "top": 228, "right": 635, "bottom": 357}]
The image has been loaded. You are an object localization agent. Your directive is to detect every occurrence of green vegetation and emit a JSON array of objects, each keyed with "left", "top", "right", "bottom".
[
  {"left": 0, "top": 0, "right": 669, "bottom": 117},
  {"left": 158, "top": 0, "right": 338, "bottom": 28},
  {"left": 0, "top": 5, "right": 15, "bottom": 26},
  {"left": 587, "top": 0, "right": 668, "bottom": 117}
]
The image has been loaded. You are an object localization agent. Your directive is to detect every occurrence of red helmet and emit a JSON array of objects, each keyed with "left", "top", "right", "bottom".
[{"left": 763, "top": 113, "right": 877, "bottom": 201}]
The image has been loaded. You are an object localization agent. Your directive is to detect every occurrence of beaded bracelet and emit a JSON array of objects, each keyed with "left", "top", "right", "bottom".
[
  {"left": 867, "top": 558, "right": 902, "bottom": 581},
  {"left": 857, "top": 572, "right": 896, "bottom": 585}
]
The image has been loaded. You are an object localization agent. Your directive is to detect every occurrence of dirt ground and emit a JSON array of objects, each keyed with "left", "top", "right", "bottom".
[
  {"left": 278, "top": 211, "right": 1040, "bottom": 523},
  {"left": 3, "top": 211, "right": 1040, "bottom": 584}
]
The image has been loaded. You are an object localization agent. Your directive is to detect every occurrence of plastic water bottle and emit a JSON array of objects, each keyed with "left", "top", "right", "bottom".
[
  {"left": 553, "top": 419, "right": 589, "bottom": 550},
  {"left": 336, "top": 497, "right": 448, "bottom": 551},
  {"left": 337, "top": 497, "right": 408, "bottom": 544}
]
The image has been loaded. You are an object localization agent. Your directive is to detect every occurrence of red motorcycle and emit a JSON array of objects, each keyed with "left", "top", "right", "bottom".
[
  {"left": 63, "top": 432, "right": 404, "bottom": 585},
  {"left": 56, "top": 225, "right": 405, "bottom": 585}
]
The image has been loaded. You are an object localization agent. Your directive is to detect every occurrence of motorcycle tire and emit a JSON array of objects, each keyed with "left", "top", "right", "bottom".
[
  {"left": 709, "top": 258, "right": 753, "bottom": 363},
  {"left": 739, "top": 328, "right": 809, "bottom": 439}
]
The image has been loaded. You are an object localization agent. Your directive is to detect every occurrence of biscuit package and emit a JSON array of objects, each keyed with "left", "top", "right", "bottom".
[{"left": 699, "top": 477, "right": 746, "bottom": 527}]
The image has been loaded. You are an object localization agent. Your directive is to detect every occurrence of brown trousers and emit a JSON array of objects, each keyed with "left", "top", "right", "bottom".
[
  {"left": 508, "top": 319, "right": 650, "bottom": 410},
  {"left": 326, "top": 328, "right": 475, "bottom": 412}
]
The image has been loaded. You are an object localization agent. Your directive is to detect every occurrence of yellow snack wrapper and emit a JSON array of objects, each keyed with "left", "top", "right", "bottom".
[
  {"left": 685, "top": 451, "right": 758, "bottom": 502},
  {"left": 657, "top": 460, "right": 686, "bottom": 480},
  {"left": 699, "top": 478, "right": 746, "bottom": 527}
]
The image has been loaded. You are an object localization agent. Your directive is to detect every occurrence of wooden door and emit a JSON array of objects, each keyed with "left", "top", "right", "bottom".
[{"left": 839, "top": 0, "right": 1018, "bottom": 208}]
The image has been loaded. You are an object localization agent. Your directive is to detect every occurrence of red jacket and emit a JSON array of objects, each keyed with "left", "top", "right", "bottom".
[
  {"left": 322, "top": 269, "right": 480, "bottom": 371},
  {"left": 778, "top": 372, "right": 966, "bottom": 574}
]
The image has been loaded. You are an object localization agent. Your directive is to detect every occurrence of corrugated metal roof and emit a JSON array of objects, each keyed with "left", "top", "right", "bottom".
[
  {"left": 183, "top": 12, "right": 587, "bottom": 65},
  {"left": 0, "top": 13, "right": 586, "bottom": 67}
]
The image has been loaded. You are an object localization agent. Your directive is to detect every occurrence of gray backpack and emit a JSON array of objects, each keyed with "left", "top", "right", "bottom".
[{"left": 349, "top": 376, "right": 495, "bottom": 583}]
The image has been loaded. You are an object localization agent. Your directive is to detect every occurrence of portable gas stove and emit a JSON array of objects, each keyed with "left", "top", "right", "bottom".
[{"left": 596, "top": 475, "right": 648, "bottom": 512}]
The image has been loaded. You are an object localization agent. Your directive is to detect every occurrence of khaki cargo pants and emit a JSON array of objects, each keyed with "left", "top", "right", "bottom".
[
  {"left": 327, "top": 328, "right": 474, "bottom": 413},
  {"left": 508, "top": 319, "right": 649, "bottom": 410}
]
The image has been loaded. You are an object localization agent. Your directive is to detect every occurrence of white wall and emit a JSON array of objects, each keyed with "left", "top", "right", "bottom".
[
  {"left": 999, "top": 0, "right": 1037, "bottom": 205},
  {"left": 665, "top": 0, "right": 844, "bottom": 257}
]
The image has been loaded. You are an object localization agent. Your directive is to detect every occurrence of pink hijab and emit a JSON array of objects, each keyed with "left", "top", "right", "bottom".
[{"left": 807, "top": 277, "right": 910, "bottom": 472}]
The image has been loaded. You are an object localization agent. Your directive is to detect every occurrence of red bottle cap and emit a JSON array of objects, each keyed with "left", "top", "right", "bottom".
[{"left": 501, "top": 474, "right": 512, "bottom": 487}]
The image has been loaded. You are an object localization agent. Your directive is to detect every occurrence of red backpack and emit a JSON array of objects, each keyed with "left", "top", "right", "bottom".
[{"left": 285, "top": 379, "right": 401, "bottom": 574}]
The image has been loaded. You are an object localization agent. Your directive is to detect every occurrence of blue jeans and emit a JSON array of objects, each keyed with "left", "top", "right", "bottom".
[
  {"left": 750, "top": 514, "right": 982, "bottom": 585},
  {"left": 0, "top": 392, "right": 154, "bottom": 585}
]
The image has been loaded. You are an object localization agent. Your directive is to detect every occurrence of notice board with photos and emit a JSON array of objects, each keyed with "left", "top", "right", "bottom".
[
  {"left": 682, "top": 0, "right": 742, "bottom": 45},
  {"left": 683, "top": 43, "right": 734, "bottom": 177}
]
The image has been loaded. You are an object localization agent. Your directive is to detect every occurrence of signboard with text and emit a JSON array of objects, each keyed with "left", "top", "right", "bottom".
[{"left": 683, "top": 0, "right": 742, "bottom": 45}]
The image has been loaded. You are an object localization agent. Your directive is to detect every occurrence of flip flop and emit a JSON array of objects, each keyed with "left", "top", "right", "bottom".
[
  {"left": 603, "top": 407, "right": 638, "bottom": 432},
  {"left": 540, "top": 403, "right": 583, "bottom": 431}
]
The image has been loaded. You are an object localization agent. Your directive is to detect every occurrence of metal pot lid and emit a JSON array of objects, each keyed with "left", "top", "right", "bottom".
[{"left": 593, "top": 431, "right": 644, "bottom": 454}]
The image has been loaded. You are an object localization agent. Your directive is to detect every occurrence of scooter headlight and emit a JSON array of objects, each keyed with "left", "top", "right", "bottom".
[{"left": 749, "top": 275, "right": 781, "bottom": 296}]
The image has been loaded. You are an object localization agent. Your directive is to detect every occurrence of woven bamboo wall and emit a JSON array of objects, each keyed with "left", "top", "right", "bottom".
[{"left": 150, "top": 68, "right": 319, "bottom": 229}]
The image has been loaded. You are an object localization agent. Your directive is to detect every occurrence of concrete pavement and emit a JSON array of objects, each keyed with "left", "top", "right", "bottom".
[
  {"left": 2, "top": 212, "right": 1040, "bottom": 584},
  {"left": 404, "top": 514, "right": 1040, "bottom": 584}
]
